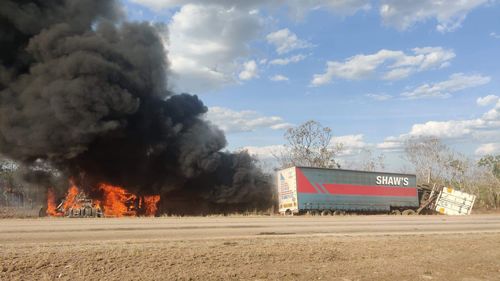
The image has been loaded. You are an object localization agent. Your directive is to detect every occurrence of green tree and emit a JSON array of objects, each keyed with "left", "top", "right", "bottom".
[{"left": 478, "top": 155, "right": 500, "bottom": 180}]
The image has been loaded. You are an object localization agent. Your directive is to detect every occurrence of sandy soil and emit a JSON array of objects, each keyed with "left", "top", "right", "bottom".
[{"left": 1, "top": 215, "right": 500, "bottom": 281}]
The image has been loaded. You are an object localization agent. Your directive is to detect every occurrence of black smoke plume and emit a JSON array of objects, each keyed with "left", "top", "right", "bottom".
[{"left": 0, "top": 0, "right": 273, "bottom": 213}]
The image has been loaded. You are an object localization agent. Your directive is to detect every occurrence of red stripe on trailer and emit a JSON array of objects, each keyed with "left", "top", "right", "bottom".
[
  {"left": 315, "top": 182, "right": 328, "bottom": 194},
  {"left": 322, "top": 183, "right": 417, "bottom": 197},
  {"left": 295, "top": 168, "right": 318, "bottom": 193}
]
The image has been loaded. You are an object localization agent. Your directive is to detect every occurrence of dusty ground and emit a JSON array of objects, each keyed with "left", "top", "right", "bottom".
[{"left": 1, "top": 215, "right": 500, "bottom": 281}]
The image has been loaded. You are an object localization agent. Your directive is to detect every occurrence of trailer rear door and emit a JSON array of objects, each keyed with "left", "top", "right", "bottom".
[{"left": 277, "top": 167, "right": 299, "bottom": 214}]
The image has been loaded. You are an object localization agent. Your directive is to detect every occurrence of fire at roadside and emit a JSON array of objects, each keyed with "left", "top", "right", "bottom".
[
  {"left": 0, "top": 0, "right": 274, "bottom": 216},
  {"left": 45, "top": 182, "right": 160, "bottom": 218}
]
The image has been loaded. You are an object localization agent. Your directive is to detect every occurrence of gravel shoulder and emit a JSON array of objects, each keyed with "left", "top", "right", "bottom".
[{"left": 1, "top": 215, "right": 500, "bottom": 281}]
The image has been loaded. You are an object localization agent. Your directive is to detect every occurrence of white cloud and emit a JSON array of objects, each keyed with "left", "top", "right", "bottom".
[
  {"left": 205, "top": 107, "right": 293, "bottom": 133},
  {"left": 244, "top": 134, "right": 370, "bottom": 160},
  {"left": 378, "top": 98, "right": 500, "bottom": 151},
  {"left": 376, "top": 136, "right": 404, "bottom": 151},
  {"left": 380, "top": 0, "right": 490, "bottom": 32},
  {"left": 167, "top": 4, "right": 262, "bottom": 93},
  {"left": 490, "top": 32, "right": 500, "bottom": 39},
  {"left": 266, "top": 28, "right": 313, "bottom": 55},
  {"left": 407, "top": 119, "right": 484, "bottom": 139},
  {"left": 383, "top": 68, "right": 413, "bottom": 80},
  {"left": 475, "top": 143, "right": 500, "bottom": 155},
  {"left": 242, "top": 145, "right": 284, "bottom": 160},
  {"left": 269, "top": 54, "right": 307, "bottom": 65},
  {"left": 401, "top": 73, "right": 491, "bottom": 99},
  {"left": 134, "top": 1, "right": 365, "bottom": 93},
  {"left": 239, "top": 60, "right": 259, "bottom": 80},
  {"left": 285, "top": 0, "right": 371, "bottom": 19},
  {"left": 311, "top": 47, "right": 455, "bottom": 86},
  {"left": 477, "top": 95, "right": 499, "bottom": 106},
  {"left": 365, "top": 93, "right": 392, "bottom": 101},
  {"left": 270, "top": 74, "right": 289, "bottom": 82},
  {"left": 332, "top": 134, "right": 367, "bottom": 155},
  {"left": 130, "top": 0, "right": 267, "bottom": 10},
  {"left": 132, "top": 0, "right": 371, "bottom": 18}
]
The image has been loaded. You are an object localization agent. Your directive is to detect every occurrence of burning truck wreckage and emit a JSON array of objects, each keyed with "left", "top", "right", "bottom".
[{"left": 0, "top": 0, "right": 274, "bottom": 217}]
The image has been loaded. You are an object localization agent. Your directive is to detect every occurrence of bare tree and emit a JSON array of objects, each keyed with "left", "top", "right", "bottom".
[
  {"left": 357, "top": 148, "right": 386, "bottom": 172},
  {"left": 404, "top": 137, "right": 500, "bottom": 208},
  {"left": 274, "top": 120, "right": 343, "bottom": 169},
  {"left": 404, "top": 136, "right": 456, "bottom": 185}
]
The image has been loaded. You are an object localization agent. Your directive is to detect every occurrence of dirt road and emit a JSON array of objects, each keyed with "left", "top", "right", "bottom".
[
  {"left": 1, "top": 215, "right": 500, "bottom": 280},
  {"left": 1, "top": 214, "right": 500, "bottom": 243}
]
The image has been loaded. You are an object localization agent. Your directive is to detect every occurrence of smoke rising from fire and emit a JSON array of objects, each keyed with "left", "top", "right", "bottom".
[{"left": 0, "top": 0, "right": 273, "bottom": 212}]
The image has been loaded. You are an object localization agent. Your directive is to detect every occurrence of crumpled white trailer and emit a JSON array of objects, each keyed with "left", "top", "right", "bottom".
[{"left": 434, "top": 187, "right": 476, "bottom": 215}]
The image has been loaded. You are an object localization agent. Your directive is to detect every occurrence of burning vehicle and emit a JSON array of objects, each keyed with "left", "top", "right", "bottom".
[
  {"left": 45, "top": 182, "right": 160, "bottom": 217},
  {"left": 55, "top": 192, "right": 103, "bottom": 218}
]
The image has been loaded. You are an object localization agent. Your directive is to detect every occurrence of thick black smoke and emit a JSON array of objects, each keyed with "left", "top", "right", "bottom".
[{"left": 0, "top": 0, "right": 273, "bottom": 213}]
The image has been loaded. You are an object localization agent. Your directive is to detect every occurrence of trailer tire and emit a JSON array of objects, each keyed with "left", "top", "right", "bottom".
[
  {"left": 391, "top": 210, "right": 401, "bottom": 215},
  {"left": 307, "top": 210, "right": 319, "bottom": 216},
  {"left": 402, "top": 209, "right": 416, "bottom": 215},
  {"left": 321, "top": 210, "right": 332, "bottom": 216},
  {"left": 333, "top": 210, "right": 345, "bottom": 216},
  {"left": 285, "top": 209, "right": 293, "bottom": 216}
]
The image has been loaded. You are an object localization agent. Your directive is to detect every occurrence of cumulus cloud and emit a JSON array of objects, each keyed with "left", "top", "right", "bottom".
[
  {"left": 242, "top": 133, "right": 370, "bottom": 165},
  {"left": 331, "top": 134, "right": 367, "bottom": 155},
  {"left": 285, "top": 0, "right": 371, "bottom": 19},
  {"left": 475, "top": 143, "right": 500, "bottom": 155},
  {"left": 270, "top": 75, "right": 289, "bottom": 82},
  {"left": 243, "top": 145, "right": 284, "bottom": 160},
  {"left": 380, "top": 0, "right": 490, "bottom": 32},
  {"left": 134, "top": 1, "right": 366, "bottom": 93},
  {"left": 311, "top": 47, "right": 455, "bottom": 86},
  {"left": 269, "top": 54, "right": 307, "bottom": 65},
  {"left": 205, "top": 107, "right": 293, "bottom": 133},
  {"left": 130, "top": 0, "right": 266, "bottom": 10},
  {"left": 376, "top": 136, "right": 404, "bottom": 151},
  {"left": 239, "top": 60, "right": 259, "bottom": 80},
  {"left": 132, "top": 0, "right": 371, "bottom": 14},
  {"left": 401, "top": 73, "right": 491, "bottom": 99},
  {"left": 378, "top": 98, "right": 500, "bottom": 150},
  {"left": 365, "top": 93, "right": 392, "bottom": 101},
  {"left": 167, "top": 4, "right": 262, "bottom": 92},
  {"left": 477, "top": 95, "right": 499, "bottom": 106},
  {"left": 266, "top": 28, "right": 313, "bottom": 54}
]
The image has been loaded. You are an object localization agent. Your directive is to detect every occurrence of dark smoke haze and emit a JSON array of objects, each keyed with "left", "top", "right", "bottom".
[{"left": 0, "top": 0, "right": 273, "bottom": 213}]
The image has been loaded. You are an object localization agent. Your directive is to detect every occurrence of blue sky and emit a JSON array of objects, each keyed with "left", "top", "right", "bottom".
[{"left": 122, "top": 0, "right": 500, "bottom": 169}]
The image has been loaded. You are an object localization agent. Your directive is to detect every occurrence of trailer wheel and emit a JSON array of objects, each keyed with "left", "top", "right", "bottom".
[
  {"left": 402, "top": 209, "right": 416, "bottom": 215},
  {"left": 333, "top": 210, "right": 345, "bottom": 216},
  {"left": 307, "top": 210, "right": 319, "bottom": 216},
  {"left": 321, "top": 210, "right": 332, "bottom": 216},
  {"left": 391, "top": 210, "right": 401, "bottom": 215},
  {"left": 285, "top": 209, "right": 293, "bottom": 216}
]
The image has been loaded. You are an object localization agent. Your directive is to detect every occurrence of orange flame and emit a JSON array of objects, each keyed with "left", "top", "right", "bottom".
[
  {"left": 62, "top": 182, "right": 80, "bottom": 210},
  {"left": 46, "top": 181, "right": 160, "bottom": 217},
  {"left": 143, "top": 195, "right": 160, "bottom": 216},
  {"left": 98, "top": 183, "right": 137, "bottom": 217},
  {"left": 46, "top": 188, "right": 60, "bottom": 216}
]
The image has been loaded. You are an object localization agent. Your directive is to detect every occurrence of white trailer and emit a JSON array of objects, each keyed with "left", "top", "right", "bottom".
[{"left": 434, "top": 187, "right": 476, "bottom": 215}]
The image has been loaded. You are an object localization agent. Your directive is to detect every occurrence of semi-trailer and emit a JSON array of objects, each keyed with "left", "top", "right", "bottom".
[{"left": 277, "top": 166, "right": 475, "bottom": 215}]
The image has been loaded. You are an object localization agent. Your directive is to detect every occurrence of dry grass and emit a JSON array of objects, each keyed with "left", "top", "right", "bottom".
[
  {"left": 0, "top": 207, "right": 40, "bottom": 218},
  {"left": 1, "top": 233, "right": 500, "bottom": 281}
]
